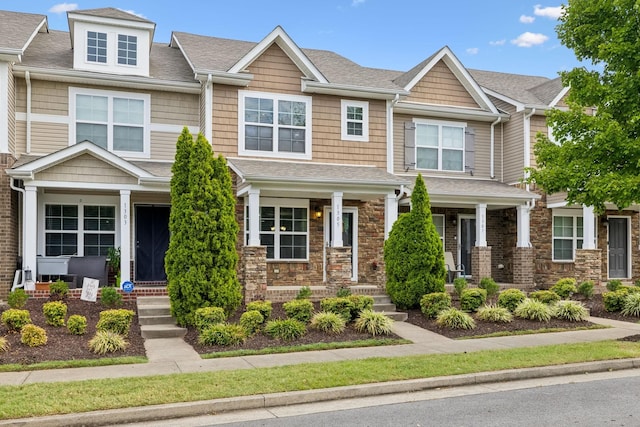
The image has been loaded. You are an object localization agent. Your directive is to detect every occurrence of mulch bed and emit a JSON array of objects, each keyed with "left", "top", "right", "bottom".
[{"left": 0, "top": 298, "right": 146, "bottom": 365}]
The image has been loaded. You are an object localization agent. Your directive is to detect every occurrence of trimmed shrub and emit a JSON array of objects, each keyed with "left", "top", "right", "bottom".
[
  {"left": 478, "top": 277, "right": 500, "bottom": 298},
  {"left": 550, "top": 278, "right": 577, "bottom": 299},
  {"left": 497, "top": 289, "right": 526, "bottom": 312},
  {"left": 529, "top": 290, "right": 561, "bottom": 305},
  {"left": 606, "top": 279, "right": 623, "bottom": 292},
  {"left": 67, "top": 315, "right": 87, "bottom": 335},
  {"left": 1, "top": 309, "right": 31, "bottom": 331},
  {"left": 514, "top": 298, "right": 553, "bottom": 322},
  {"left": 336, "top": 287, "right": 352, "bottom": 298},
  {"left": 0, "top": 336, "right": 8, "bottom": 353},
  {"left": 621, "top": 293, "right": 640, "bottom": 317},
  {"left": 100, "top": 287, "right": 123, "bottom": 308},
  {"left": 8, "top": 289, "right": 29, "bottom": 309},
  {"left": 553, "top": 300, "right": 589, "bottom": 321},
  {"left": 354, "top": 310, "right": 394, "bottom": 336},
  {"left": 453, "top": 277, "right": 468, "bottom": 297},
  {"left": 283, "top": 299, "right": 314, "bottom": 323},
  {"left": 477, "top": 305, "right": 513, "bottom": 323},
  {"left": 310, "top": 311, "right": 346, "bottom": 334},
  {"left": 296, "top": 286, "right": 312, "bottom": 300},
  {"left": 198, "top": 323, "right": 247, "bottom": 346},
  {"left": 20, "top": 324, "right": 48, "bottom": 347},
  {"left": 96, "top": 309, "right": 135, "bottom": 335},
  {"left": 348, "top": 295, "right": 374, "bottom": 319},
  {"left": 460, "top": 288, "right": 487, "bottom": 312},
  {"left": 194, "top": 307, "right": 227, "bottom": 332},
  {"left": 264, "top": 319, "right": 306, "bottom": 341},
  {"left": 89, "top": 331, "right": 129, "bottom": 354},
  {"left": 577, "top": 280, "right": 595, "bottom": 299},
  {"left": 246, "top": 300, "right": 272, "bottom": 321},
  {"left": 436, "top": 308, "right": 476, "bottom": 330},
  {"left": 621, "top": 285, "right": 640, "bottom": 294},
  {"left": 43, "top": 301, "right": 67, "bottom": 327},
  {"left": 49, "top": 280, "right": 69, "bottom": 300},
  {"left": 320, "top": 297, "right": 354, "bottom": 322},
  {"left": 419, "top": 292, "right": 452, "bottom": 318},
  {"left": 603, "top": 288, "right": 630, "bottom": 312},
  {"left": 239, "top": 310, "right": 264, "bottom": 335}
]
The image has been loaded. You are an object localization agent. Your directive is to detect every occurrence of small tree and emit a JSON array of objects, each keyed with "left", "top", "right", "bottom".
[
  {"left": 166, "top": 129, "right": 242, "bottom": 326},
  {"left": 384, "top": 174, "right": 446, "bottom": 309}
]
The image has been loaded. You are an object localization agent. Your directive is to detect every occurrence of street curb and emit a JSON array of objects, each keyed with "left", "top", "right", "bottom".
[{"left": 3, "top": 358, "right": 640, "bottom": 427}]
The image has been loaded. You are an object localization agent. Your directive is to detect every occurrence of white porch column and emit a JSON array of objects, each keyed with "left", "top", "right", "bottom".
[
  {"left": 582, "top": 205, "right": 596, "bottom": 249},
  {"left": 247, "top": 188, "right": 261, "bottom": 246},
  {"left": 475, "top": 203, "right": 488, "bottom": 247},
  {"left": 0, "top": 62, "right": 9, "bottom": 153},
  {"left": 384, "top": 192, "right": 398, "bottom": 240},
  {"left": 24, "top": 185, "right": 38, "bottom": 278},
  {"left": 331, "top": 191, "right": 343, "bottom": 247},
  {"left": 516, "top": 204, "right": 531, "bottom": 247},
  {"left": 119, "top": 190, "right": 131, "bottom": 285}
]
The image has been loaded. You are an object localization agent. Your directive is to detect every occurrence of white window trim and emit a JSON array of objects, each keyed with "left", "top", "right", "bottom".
[
  {"left": 86, "top": 30, "right": 108, "bottom": 65},
  {"left": 245, "top": 197, "right": 309, "bottom": 261},
  {"left": 414, "top": 119, "right": 467, "bottom": 172},
  {"left": 552, "top": 208, "right": 587, "bottom": 262},
  {"left": 38, "top": 194, "right": 120, "bottom": 257},
  {"left": 432, "top": 214, "right": 445, "bottom": 245},
  {"left": 341, "top": 99, "right": 369, "bottom": 142},
  {"left": 69, "top": 87, "right": 151, "bottom": 159},
  {"left": 238, "top": 90, "right": 312, "bottom": 160},
  {"left": 117, "top": 34, "right": 138, "bottom": 67}
]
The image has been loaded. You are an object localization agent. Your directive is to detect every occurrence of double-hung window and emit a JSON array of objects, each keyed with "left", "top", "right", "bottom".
[
  {"left": 87, "top": 31, "right": 107, "bottom": 63},
  {"left": 415, "top": 120, "right": 465, "bottom": 172},
  {"left": 245, "top": 200, "right": 309, "bottom": 260},
  {"left": 432, "top": 214, "right": 445, "bottom": 245},
  {"left": 552, "top": 212, "right": 584, "bottom": 261},
  {"left": 70, "top": 88, "right": 149, "bottom": 157},
  {"left": 341, "top": 100, "right": 369, "bottom": 141},
  {"left": 45, "top": 204, "right": 116, "bottom": 256},
  {"left": 239, "top": 91, "right": 312, "bottom": 159}
]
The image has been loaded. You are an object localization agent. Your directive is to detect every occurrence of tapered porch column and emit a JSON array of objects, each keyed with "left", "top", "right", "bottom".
[
  {"left": 119, "top": 190, "right": 131, "bottom": 285},
  {"left": 24, "top": 185, "right": 37, "bottom": 279},
  {"left": 331, "top": 191, "right": 343, "bottom": 247},
  {"left": 246, "top": 188, "right": 260, "bottom": 246},
  {"left": 384, "top": 192, "right": 397, "bottom": 239}
]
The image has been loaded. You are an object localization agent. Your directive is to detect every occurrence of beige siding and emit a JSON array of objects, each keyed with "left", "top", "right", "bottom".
[
  {"left": 151, "top": 92, "right": 199, "bottom": 125},
  {"left": 15, "top": 121, "right": 26, "bottom": 154},
  {"left": 405, "top": 60, "right": 480, "bottom": 109},
  {"left": 245, "top": 44, "right": 304, "bottom": 95},
  {"left": 30, "top": 122, "right": 68, "bottom": 154},
  {"left": 35, "top": 154, "right": 138, "bottom": 184},
  {"left": 556, "top": 93, "right": 569, "bottom": 108},
  {"left": 490, "top": 97, "right": 524, "bottom": 184},
  {"left": 8, "top": 64, "right": 16, "bottom": 154},
  {"left": 546, "top": 192, "right": 568, "bottom": 206},
  {"left": 393, "top": 113, "right": 494, "bottom": 178},
  {"left": 530, "top": 114, "right": 548, "bottom": 170},
  {"left": 150, "top": 131, "right": 179, "bottom": 161},
  {"left": 211, "top": 85, "right": 239, "bottom": 158}
]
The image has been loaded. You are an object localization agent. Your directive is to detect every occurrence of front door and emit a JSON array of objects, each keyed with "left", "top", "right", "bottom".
[
  {"left": 324, "top": 208, "right": 358, "bottom": 281},
  {"left": 608, "top": 217, "right": 629, "bottom": 279},
  {"left": 135, "top": 205, "right": 170, "bottom": 282},
  {"left": 458, "top": 216, "right": 475, "bottom": 277}
]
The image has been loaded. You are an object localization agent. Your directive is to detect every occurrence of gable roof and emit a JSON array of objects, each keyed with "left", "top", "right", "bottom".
[
  {"left": 0, "top": 10, "right": 47, "bottom": 61},
  {"left": 70, "top": 7, "right": 154, "bottom": 24}
]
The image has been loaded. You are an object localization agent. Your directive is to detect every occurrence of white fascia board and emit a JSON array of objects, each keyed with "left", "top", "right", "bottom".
[
  {"left": 228, "top": 26, "right": 328, "bottom": 84},
  {"left": 12, "top": 66, "right": 200, "bottom": 94},
  {"left": 0, "top": 51, "right": 22, "bottom": 62},
  {"left": 302, "top": 80, "right": 406, "bottom": 100},
  {"left": 67, "top": 12, "right": 156, "bottom": 31},
  {"left": 170, "top": 33, "right": 196, "bottom": 73},
  {"left": 26, "top": 179, "right": 168, "bottom": 192},
  {"left": 481, "top": 87, "right": 526, "bottom": 111},
  {"left": 194, "top": 70, "right": 253, "bottom": 87},
  {"left": 394, "top": 101, "right": 509, "bottom": 122},
  {"left": 244, "top": 179, "right": 404, "bottom": 196},
  {"left": 21, "top": 17, "right": 48, "bottom": 55},
  {"left": 549, "top": 86, "right": 570, "bottom": 108}
]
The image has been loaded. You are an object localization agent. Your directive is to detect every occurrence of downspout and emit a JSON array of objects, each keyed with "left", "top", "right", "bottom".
[
  {"left": 490, "top": 116, "right": 502, "bottom": 179},
  {"left": 9, "top": 178, "right": 25, "bottom": 286},
  {"left": 386, "top": 93, "right": 400, "bottom": 174},
  {"left": 523, "top": 108, "right": 536, "bottom": 191},
  {"left": 204, "top": 74, "right": 213, "bottom": 144},
  {"left": 25, "top": 71, "right": 32, "bottom": 154}
]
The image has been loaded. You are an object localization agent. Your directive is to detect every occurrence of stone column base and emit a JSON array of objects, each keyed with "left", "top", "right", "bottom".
[
  {"left": 326, "top": 246, "right": 352, "bottom": 291},
  {"left": 241, "top": 246, "right": 267, "bottom": 303},
  {"left": 575, "top": 249, "right": 602, "bottom": 286},
  {"left": 513, "top": 247, "right": 534, "bottom": 286},
  {"left": 471, "top": 246, "right": 492, "bottom": 285}
]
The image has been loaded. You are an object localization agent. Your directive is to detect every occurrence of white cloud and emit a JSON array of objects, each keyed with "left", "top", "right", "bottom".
[
  {"left": 352, "top": 0, "right": 365, "bottom": 6},
  {"left": 118, "top": 8, "right": 147, "bottom": 19},
  {"left": 489, "top": 39, "right": 506, "bottom": 46},
  {"left": 534, "top": 4, "right": 564, "bottom": 19},
  {"left": 48, "top": 3, "right": 78, "bottom": 13},
  {"left": 466, "top": 47, "right": 479, "bottom": 55},
  {"left": 511, "top": 32, "right": 549, "bottom": 47},
  {"left": 520, "top": 15, "right": 535, "bottom": 23}
]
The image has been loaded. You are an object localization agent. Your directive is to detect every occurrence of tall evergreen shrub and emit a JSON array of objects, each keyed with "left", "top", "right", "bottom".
[
  {"left": 166, "top": 128, "right": 242, "bottom": 326},
  {"left": 384, "top": 174, "right": 446, "bottom": 308}
]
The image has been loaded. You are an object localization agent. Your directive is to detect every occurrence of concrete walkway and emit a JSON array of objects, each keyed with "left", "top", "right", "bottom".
[{"left": 1, "top": 316, "right": 640, "bottom": 387}]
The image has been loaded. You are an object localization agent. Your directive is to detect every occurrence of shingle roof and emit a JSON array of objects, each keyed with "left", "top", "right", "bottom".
[
  {"left": 70, "top": 7, "right": 154, "bottom": 24},
  {"left": 130, "top": 161, "right": 173, "bottom": 177},
  {"left": 468, "top": 69, "right": 561, "bottom": 106},
  {"left": 407, "top": 175, "right": 539, "bottom": 201},
  {"left": 392, "top": 51, "right": 438, "bottom": 88},
  {"left": 0, "top": 10, "right": 46, "bottom": 53}
]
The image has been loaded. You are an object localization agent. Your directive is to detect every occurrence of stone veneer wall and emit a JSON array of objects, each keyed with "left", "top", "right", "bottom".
[
  {"left": 241, "top": 246, "right": 267, "bottom": 303},
  {"left": 326, "top": 246, "right": 352, "bottom": 290},
  {"left": 574, "top": 249, "right": 602, "bottom": 285},
  {"left": 0, "top": 154, "right": 18, "bottom": 300}
]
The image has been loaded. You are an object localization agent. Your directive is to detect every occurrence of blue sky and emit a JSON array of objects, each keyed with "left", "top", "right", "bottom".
[{"left": 4, "top": 1, "right": 583, "bottom": 78}]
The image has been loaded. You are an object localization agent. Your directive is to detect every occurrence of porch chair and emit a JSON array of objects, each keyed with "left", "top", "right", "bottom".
[{"left": 444, "top": 252, "right": 465, "bottom": 283}]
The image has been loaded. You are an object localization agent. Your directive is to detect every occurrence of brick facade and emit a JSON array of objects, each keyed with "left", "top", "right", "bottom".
[
  {"left": 512, "top": 247, "right": 534, "bottom": 286},
  {"left": 471, "top": 246, "right": 492, "bottom": 285},
  {"left": 0, "top": 154, "right": 17, "bottom": 300}
]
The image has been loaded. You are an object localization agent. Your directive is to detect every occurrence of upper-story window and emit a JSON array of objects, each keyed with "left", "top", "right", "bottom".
[
  {"left": 117, "top": 34, "right": 137, "bottom": 66},
  {"left": 70, "top": 87, "right": 150, "bottom": 158},
  {"left": 341, "top": 100, "right": 369, "bottom": 142},
  {"left": 415, "top": 120, "right": 465, "bottom": 172},
  {"left": 239, "top": 91, "right": 312, "bottom": 159},
  {"left": 87, "top": 31, "right": 107, "bottom": 63}
]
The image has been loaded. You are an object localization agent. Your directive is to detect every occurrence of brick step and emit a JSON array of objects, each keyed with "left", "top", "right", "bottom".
[
  {"left": 140, "top": 324, "right": 187, "bottom": 339},
  {"left": 138, "top": 314, "right": 176, "bottom": 326}
]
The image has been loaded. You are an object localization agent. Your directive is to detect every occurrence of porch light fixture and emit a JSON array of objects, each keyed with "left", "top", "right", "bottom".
[{"left": 314, "top": 205, "right": 322, "bottom": 219}]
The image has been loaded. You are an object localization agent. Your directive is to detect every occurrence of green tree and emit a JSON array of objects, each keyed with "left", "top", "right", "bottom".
[
  {"left": 166, "top": 128, "right": 242, "bottom": 326},
  {"left": 384, "top": 174, "right": 446, "bottom": 309},
  {"left": 528, "top": 0, "right": 640, "bottom": 213}
]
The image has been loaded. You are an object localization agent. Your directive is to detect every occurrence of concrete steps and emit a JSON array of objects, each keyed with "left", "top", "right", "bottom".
[
  {"left": 371, "top": 295, "right": 408, "bottom": 322},
  {"left": 137, "top": 296, "right": 187, "bottom": 339}
]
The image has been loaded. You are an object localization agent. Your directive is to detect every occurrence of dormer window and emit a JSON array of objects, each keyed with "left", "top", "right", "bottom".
[
  {"left": 117, "top": 34, "right": 137, "bottom": 66},
  {"left": 87, "top": 31, "right": 107, "bottom": 63}
]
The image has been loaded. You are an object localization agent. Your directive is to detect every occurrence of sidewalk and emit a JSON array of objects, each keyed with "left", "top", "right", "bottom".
[{"left": 2, "top": 316, "right": 640, "bottom": 425}]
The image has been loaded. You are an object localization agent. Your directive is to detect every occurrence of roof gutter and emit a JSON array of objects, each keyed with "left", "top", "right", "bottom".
[
  {"left": 194, "top": 70, "right": 253, "bottom": 87},
  {"left": 523, "top": 108, "right": 536, "bottom": 191},
  {"left": 387, "top": 93, "right": 400, "bottom": 173},
  {"left": 302, "top": 80, "right": 407, "bottom": 100},
  {"left": 394, "top": 101, "right": 509, "bottom": 122}
]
